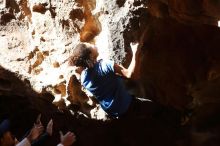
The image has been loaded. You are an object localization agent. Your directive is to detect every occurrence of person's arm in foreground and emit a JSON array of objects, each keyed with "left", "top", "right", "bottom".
[
  {"left": 16, "top": 125, "right": 44, "bottom": 146},
  {"left": 31, "top": 119, "right": 53, "bottom": 146},
  {"left": 57, "top": 131, "right": 76, "bottom": 146}
]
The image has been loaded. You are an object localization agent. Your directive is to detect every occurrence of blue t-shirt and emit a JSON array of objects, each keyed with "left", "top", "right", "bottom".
[{"left": 81, "top": 59, "right": 132, "bottom": 117}]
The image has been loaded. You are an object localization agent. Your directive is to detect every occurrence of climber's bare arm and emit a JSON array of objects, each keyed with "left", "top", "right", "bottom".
[
  {"left": 114, "top": 27, "right": 148, "bottom": 79},
  {"left": 114, "top": 42, "right": 141, "bottom": 79}
]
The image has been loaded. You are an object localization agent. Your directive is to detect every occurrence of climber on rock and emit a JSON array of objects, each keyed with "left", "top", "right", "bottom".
[{"left": 66, "top": 28, "right": 164, "bottom": 119}]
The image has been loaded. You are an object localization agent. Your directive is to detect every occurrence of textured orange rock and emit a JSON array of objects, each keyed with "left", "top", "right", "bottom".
[
  {"left": 80, "top": 15, "right": 101, "bottom": 42},
  {"left": 67, "top": 75, "right": 89, "bottom": 105},
  {"left": 80, "top": 0, "right": 101, "bottom": 42},
  {"left": 148, "top": 0, "right": 220, "bottom": 25}
]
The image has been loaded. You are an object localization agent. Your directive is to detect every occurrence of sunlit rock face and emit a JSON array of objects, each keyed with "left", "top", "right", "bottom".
[
  {"left": 1, "top": 0, "right": 220, "bottom": 146},
  {"left": 0, "top": 0, "right": 149, "bottom": 119},
  {"left": 0, "top": 0, "right": 220, "bottom": 114},
  {"left": 0, "top": 0, "right": 220, "bottom": 123}
]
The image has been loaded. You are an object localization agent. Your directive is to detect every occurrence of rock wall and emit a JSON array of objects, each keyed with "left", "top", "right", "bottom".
[
  {"left": 0, "top": 0, "right": 150, "bottom": 118},
  {"left": 1, "top": 0, "right": 220, "bottom": 145},
  {"left": 148, "top": 0, "right": 220, "bottom": 25}
]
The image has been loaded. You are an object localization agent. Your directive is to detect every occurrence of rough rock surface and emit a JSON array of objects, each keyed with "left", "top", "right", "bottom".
[
  {"left": 0, "top": 0, "right": 150, "bottom": 119},
  {"left": 1, "top": 0, "right": 220, "bottom": 145}
]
